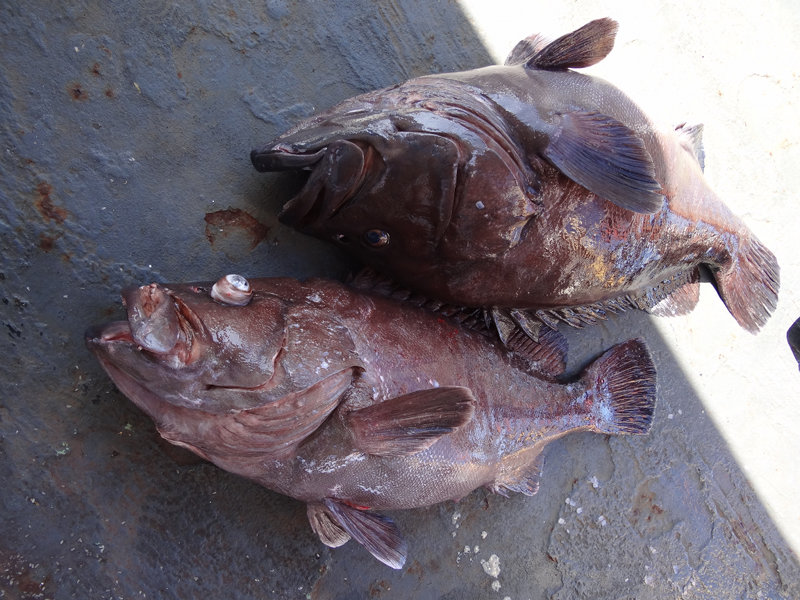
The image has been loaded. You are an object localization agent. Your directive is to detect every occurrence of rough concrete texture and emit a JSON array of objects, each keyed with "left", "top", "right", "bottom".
[{"left": 1, "top": 1, "right": 798, "bottom": 598}]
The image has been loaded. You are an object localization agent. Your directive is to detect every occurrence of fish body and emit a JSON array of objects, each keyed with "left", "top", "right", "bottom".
[
  {"left": 252, "top": 18, "right": 778, "bottom": 349},
  {"left": 87, "top": 275, "right": 656, "bottom": 567}
]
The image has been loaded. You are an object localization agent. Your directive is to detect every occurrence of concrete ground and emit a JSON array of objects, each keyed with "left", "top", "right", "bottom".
[{"left": 1, "top": 1, "right": 798, "bottom": 598}]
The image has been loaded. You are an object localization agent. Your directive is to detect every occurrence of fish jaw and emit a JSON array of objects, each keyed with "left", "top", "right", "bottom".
[{"left": 87, "top": 281, "right": 285, "bottom": 414}]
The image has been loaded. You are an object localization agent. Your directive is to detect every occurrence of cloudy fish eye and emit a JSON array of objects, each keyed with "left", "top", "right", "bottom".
[
  {"left": 211, "top": 274, "right": 253, "bottom": 306},
  {"left": 363, "top": 229, "right": 390, "bottom": 248}
]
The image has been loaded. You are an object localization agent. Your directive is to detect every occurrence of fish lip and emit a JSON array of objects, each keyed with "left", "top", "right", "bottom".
[
  {"left": 250, "top": 145, "right": 327, "bottom": 172},
  {"left": 85, "top": 320, "right": 134, "bottom": 346}
]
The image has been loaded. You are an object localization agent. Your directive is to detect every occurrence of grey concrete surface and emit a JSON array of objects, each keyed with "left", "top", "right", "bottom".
[{"left": 1, "top": 2, "right": 798, "bottom": 599}]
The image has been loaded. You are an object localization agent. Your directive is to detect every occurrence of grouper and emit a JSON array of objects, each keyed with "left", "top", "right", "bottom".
[
  {"left": 86, "top": 274, "right": 657, "bottom": 567},
  {"left": 251, "top": 18, "right": 779, "bottom": 369}
]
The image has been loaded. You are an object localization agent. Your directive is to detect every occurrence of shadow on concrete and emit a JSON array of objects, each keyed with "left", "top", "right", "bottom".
[{"left": 1, "top": 2, "right": 797, "bottom": 598}]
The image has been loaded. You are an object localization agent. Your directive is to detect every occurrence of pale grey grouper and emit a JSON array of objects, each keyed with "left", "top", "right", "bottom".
[
  {"left": 87, "top": 274, "right": 656, "bottom": 568},
  {"left": 252, "top": 18, "right": 779, "bottom": 373}
]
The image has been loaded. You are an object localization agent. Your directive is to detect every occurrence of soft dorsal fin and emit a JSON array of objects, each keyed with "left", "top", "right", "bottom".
[
  {"left": 675, "top": 122, "right": 705, "bottom": 171},
  {"left": 346, "top": 387, "right": 475, "bottom": 456},
  {"left": 322, "top": 499, "right": 408, "bottom": 569},
  {"left": 543, "top": 110, "right": 664, "bottom": 213},
  {"left": 522, "top": 18, "right": 618, "bottom": 70}
]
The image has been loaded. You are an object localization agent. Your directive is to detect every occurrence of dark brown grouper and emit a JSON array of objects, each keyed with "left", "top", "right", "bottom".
[
  {"left": 86, "top": 274, "right": 657, "bottom": 568},
  {"left": 251, "top": 18, "right": 779, "bottom": 365}
]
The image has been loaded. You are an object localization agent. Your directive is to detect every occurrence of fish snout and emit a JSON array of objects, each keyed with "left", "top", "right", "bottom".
[{"left": 124, "top": 283, "right": 182, "bottom": 354}]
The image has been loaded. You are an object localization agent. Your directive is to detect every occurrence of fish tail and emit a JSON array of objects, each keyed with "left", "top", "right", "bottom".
[
  {"left": 583, "top": 339, "right": 656, "bottom": 435},
  {"left": 714, "top": 234, "right": 779, "bottom": 333}
]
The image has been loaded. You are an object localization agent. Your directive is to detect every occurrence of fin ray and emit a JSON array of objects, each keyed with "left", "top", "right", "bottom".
[
  {"left": 544, "top": 110, "right": 664, "bottom": 213},
  {"left": 307, "top": 502, "right": 351, "bottom": 548},
  {"left": 525, "top": 18, "right": 619, "bottom": 70},
  {"left": 346, "top": 387, "right": 475, "bottom": 456},
  {"left": 714, "top": 235, "right": 779, "bottom": 333},
  {"left": 581, "top": 338, "right": 657, "bottom": 435},
  {"left": 323, "top": 499, "right": 407, "bottom": 569}
]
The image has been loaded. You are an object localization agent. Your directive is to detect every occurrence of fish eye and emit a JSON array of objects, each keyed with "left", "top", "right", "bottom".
[
  {"left": 210, "top": 274, "right": 253, "bottom": 306},
  {"left": 363, "top": 229, "right": 390, "bottom": 248}
]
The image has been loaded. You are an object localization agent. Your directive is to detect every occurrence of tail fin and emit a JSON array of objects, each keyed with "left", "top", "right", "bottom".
[
  {"left": 714, "top": 235, "right": 779, "bottom": 333},
  {"left": 582, "top": 339, "right": 656, "bottom": 435}
]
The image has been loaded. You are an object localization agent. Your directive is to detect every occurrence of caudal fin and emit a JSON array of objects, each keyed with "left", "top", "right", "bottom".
[
  {"left": 714, "top": 235, "right": 779, "bottom": 333},
  {"left": 582, "top": 339, "right": 657, "bottom": 435}
]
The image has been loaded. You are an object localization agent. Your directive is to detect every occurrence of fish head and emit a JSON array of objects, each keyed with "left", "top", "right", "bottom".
[
  {"left": 252, "top": 89, "right": 541, "bottom": 287},
  {"left": 86, "top": 276, "right": 362, "bottom": 419}
]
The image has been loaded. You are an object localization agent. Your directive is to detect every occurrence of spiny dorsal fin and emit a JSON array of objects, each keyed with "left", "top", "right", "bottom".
[
  {"left": 524, "top": 18, "right": 618, "bottom": 70},
  {"left": 346, "top": 387, "right": 475, "bottom": 456},
  {"left": 675, "top": 122, "right": 705, "bottom": 171}
]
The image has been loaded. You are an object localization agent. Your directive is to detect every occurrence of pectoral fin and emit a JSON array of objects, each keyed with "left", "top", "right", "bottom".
[
  {"left": 544, "top": 110, "right": 664, "bottom": 213},
  {"left": 346, "top": 387, "right": 476, "bottom": 456},
  {"left": 322, "top": 499, "right": 407, "bottom": 569}
]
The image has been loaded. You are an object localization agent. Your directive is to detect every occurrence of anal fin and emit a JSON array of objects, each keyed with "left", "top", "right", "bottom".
[
  {"left": 675, "top": 122, "right": 705, "bottom": 171},
  {"left": 648, "top": 278, "right": 700, "bottom": 317},
  {"left": 323, "top": 499, "right": 407, "bottom": 569},
  {"left": 346, "top": 387, "right": 475, "bottom": 456},
  {"left": 491, "top": 453, "right": 544, "bottom": 497},
  {"left": 544, "top": 110, "right": 664, "bottom": 213}
]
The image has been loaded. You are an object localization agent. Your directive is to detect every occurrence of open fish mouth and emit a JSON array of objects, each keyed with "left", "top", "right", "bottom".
[
  {"left": 250, "top": 145, "right": 327, "bottom": 172},
  {"left": 85, "top": 287, "right": 203, "bottom": 372},
  {"left": 253, "top": 140, "right": 372, "bottom": 230}
]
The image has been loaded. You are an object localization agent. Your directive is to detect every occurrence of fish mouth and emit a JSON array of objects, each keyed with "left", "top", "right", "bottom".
[
  {"left": 87, "top": 282, "right": 291, "bottom": 411},
  {"left": 253, "top": 139, "right": 372, "bottom": 230},
  {"left": 86, "top": 284, "right": 207, "bottom": 372},
  {"left": 250, "top": 145, "right": 327, "bottom": 172}
]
